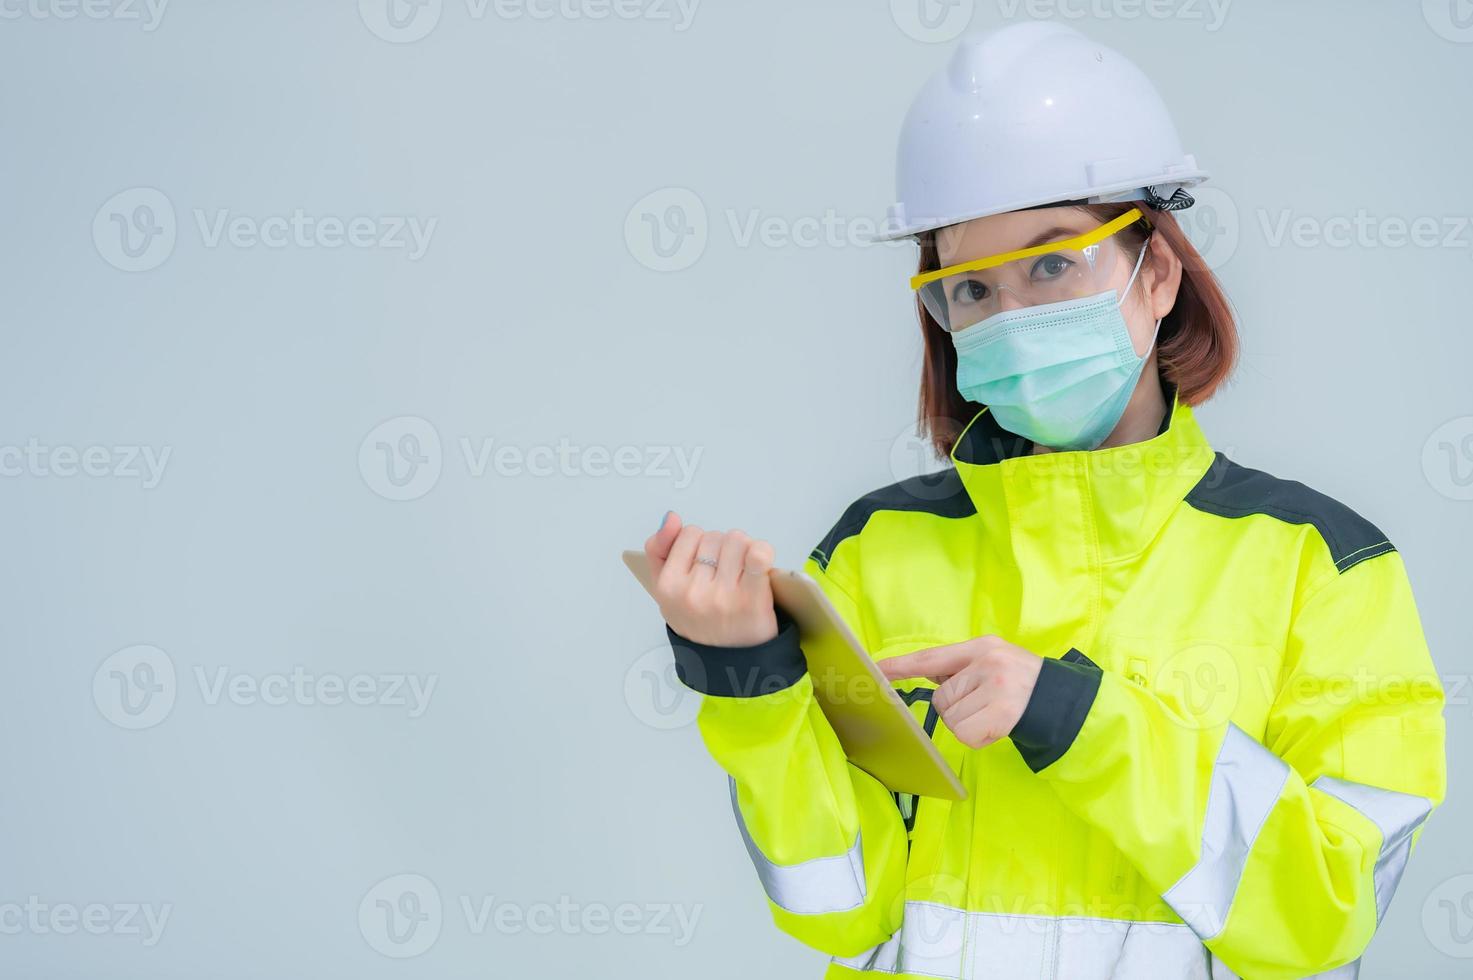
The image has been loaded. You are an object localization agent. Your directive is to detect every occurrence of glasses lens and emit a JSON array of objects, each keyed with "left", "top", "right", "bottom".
[{"left": 919, "top": 238, "right": 1127, "bottom": 333}]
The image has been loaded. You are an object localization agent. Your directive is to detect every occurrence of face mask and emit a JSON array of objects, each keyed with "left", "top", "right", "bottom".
[{"left": 950, "top": 242, "right": 1159, "bottom": 452}]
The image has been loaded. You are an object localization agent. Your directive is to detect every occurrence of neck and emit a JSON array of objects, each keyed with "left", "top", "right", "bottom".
[{"left": 1030, "top": 357, "right": 1168, "bottom": 455}]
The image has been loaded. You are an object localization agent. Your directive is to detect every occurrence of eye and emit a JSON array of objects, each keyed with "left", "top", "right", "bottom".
[
  {"left": 949, "top": 278, "right": 990, "bottom": 306},
  {"left": 1028, "top": 252, "right": 1074, "bottom": 282}
]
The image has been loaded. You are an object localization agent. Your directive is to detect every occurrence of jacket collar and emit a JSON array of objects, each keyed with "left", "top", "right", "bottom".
[{"left": 949, "top": 380, "right": 1217, "bottom": 563}]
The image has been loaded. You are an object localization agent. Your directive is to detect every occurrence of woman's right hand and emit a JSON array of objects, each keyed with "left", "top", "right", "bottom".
[{"left": 643, "top": 511, "right": 779, "bottom": 647}]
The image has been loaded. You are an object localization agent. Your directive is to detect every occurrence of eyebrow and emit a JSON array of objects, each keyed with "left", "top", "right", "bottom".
[
  {"left": 941, "top": 224, "right": 1090, "bottom": 269},
  {"left": 1018, "top": 225, "right": 1088, "bottom": 250}
]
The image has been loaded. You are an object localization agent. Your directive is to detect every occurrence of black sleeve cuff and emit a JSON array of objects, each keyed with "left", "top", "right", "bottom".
[
  {"left": 665, "top": 610, "right": 806, "bottom": 698},
  {"left": 1009, "top": 648, "right": 1103, "bottom": 773}
]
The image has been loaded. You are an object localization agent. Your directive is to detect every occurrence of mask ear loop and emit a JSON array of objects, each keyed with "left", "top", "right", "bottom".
[
  {"left": 1144, "top": 315, "right": 1163, "bottom": 357},
  {"left": 1115, "top": 238, "right": 1151, "bottom": 309},
  {"left": 1118, "top": 238, "right": 1162, "bottom": 358}
]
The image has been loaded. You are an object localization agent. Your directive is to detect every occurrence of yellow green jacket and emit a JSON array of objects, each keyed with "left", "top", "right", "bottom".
[{"left": 667, "top": 391, "right": 1446, "bottom": 979}]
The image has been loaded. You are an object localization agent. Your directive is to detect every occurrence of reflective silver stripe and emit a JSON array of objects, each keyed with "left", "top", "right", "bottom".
[
  {"left": 834, "top": 903, "right": 1210, "bottom": 979},
  {"left": 1163, "top": 724, "right": 1290, "bottom": 941},
  {"left": 727, "top": 777, "right": 865, "bottom": 915},
  {"left": 1311, "top": 775, "right": 1433, "bottom": 922}
]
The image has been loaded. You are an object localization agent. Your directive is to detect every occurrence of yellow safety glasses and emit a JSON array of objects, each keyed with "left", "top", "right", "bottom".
[{"left": 912, "top": 208, "right": 1148, "bottom": 333}]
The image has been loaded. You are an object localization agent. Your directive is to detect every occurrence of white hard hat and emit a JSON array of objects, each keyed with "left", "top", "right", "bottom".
[{"left": 874, "top": 22, "right": 1207, "bottom": 242}]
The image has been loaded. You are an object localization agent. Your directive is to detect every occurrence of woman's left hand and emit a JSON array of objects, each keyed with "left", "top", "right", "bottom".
[{"left": 878, "top": 636, "right": 1045, "bottom": 749}]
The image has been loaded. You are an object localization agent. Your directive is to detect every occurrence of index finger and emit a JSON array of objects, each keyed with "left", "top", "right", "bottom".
[{"left": 877, "top": 642, "right": 974, "bottom": 682}]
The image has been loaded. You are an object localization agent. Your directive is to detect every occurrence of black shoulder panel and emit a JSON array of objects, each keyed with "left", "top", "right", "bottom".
[
  {"left": 809, "top": 469, "right": 975, "bottom": 571},
  {"left": 1185, "top": 453, "right": 1396, "bottom": 574}
]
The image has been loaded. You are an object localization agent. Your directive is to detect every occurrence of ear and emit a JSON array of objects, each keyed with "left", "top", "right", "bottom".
[{"left": 1141, "top": 231, "right": 1184, "bottom": 321}]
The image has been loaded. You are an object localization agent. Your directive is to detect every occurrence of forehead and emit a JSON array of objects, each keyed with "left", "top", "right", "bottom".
[{"left": 934, "top": 206, "right": 1097, "bottom": 267}]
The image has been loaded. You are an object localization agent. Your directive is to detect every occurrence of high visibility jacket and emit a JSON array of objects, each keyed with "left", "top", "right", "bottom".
[{"left": 667, "top": 390, "right": 1446, "bottom": 980}]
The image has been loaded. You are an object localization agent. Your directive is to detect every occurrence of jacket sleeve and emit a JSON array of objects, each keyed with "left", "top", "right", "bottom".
[
  {"left": 1009, "top": 549, "right": 1446, "bottom": 979},
  {"left": 667, "top": 554, "right": 909, "bottom": 957}
]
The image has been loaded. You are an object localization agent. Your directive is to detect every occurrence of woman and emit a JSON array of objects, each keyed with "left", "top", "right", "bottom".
[{"left": 641, "top": 23, "right": 1445, "bottom": 980}]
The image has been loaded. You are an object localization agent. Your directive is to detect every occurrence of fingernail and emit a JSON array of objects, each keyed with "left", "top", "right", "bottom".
[{"left": 657, "top": 510, "right": 671, "bottom": 532}]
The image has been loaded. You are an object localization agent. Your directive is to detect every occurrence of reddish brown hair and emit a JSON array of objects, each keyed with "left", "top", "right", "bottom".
[{"left": 914, "top": 203, "right": 1238, "bottom": 457}]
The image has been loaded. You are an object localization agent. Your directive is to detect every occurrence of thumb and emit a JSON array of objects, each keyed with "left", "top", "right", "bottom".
[{"left": 645, "top": 510, "right": 683, "bottom": 578}]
